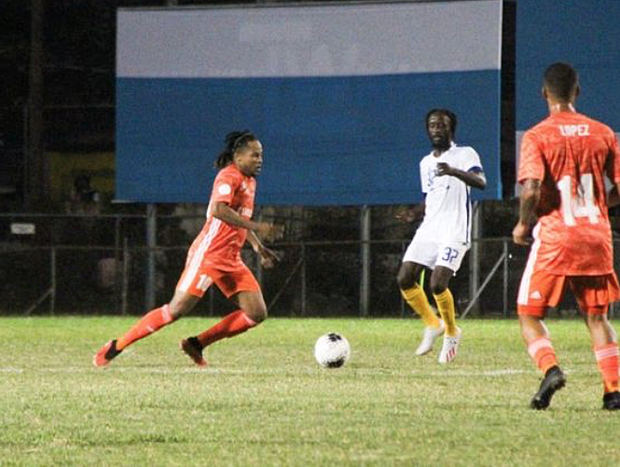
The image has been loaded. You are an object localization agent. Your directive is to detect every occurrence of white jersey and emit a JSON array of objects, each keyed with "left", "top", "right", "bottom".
[{"left": 413, "top": 143, "right": 483, "bottom": 244}]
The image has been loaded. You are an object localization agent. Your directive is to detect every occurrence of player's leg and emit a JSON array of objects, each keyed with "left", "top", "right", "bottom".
[
  {"left": 431, "top": 244, "right": 468, "bottom": 363},
  {"left": 429, "top": 266, "right": 457, "bottom": 335},
  {"left": 397, "top": 259, "right": 445, "bottom": 355},
  {"left": 519, "top": 312, "right": 559, "bottom": 373},
  {"left": 117, "top": 289, "right": 199, "bottom": 350},
  {"left": 430, "top": 265, "right": 462, "bottom": 363},
  {"left": 93, "top": 289, "right": 200, "bottom": 367},
  {"left": 398, "top": 260, "right": 441, "bottom": 326},
  {"left": 519, "top": 310, "right": 566, "bottom": 409},
  {"left": 93, "top": 243, "right": 208, "bottom": 367},
  {"left": 518, "top": 268, "right": 566, "bottom": 409},
  {"left": 572, "top": 275, "right": 620, "bottom": 410},
  {"left": 195, "top": 291, "right": 264, "bottom": 346},
  {"left": 586, "top": 311, "right": 620, "bottom": 410},
  {"left": 398, "top": 241, "right": 442, "bottom": 328},
  {"left": 181, "top": 265, "right": 263, "bottom": 366}
]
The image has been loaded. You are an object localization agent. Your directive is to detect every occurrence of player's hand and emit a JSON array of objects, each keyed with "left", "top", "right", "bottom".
[
  {"left": 395, "top": 204, "right": 424, "bottom": 223},
  {"left": 512, "top": 222, "right": 532, "bottom": 246},
  {"left": 435, "top": 162, "right": 454, "bottom": 177},
  {"left": 257, "top": 246, "right": 282, "bottom": 269},
  {"left": 394, "top": 206, "right": 416, "bottom": 223},
  {"left": 256, "top": 222, "right": 284, "bottom": 243}
]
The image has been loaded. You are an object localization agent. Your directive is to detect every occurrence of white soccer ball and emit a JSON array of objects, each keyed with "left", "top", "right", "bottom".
[{"left": 314, "top": 332, "right": 351, "bottom": 368}]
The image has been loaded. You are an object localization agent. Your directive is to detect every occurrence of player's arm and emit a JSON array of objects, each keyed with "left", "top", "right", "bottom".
[
  {"left": 246, "top": 230, "right": 281, "bottom": 268},
  {"left": 608, "top": 185, "right": 620, "bottom": 207},
  {"left": 436, "top": 163, "right": 486, "bottom": 189},
  {"left": 605, "top": 141, "right": 620, "bottom": 207},
  {"left": 211, "top": 201, "right": 284, "bottom": 241},
  {"left": 512, "top": 178, "right": 541, "bottom": 245}
]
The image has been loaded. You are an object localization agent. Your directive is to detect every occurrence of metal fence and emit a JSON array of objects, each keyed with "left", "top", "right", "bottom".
[{"left": 0, "top": 212, "right": 616, "bottom": 318}]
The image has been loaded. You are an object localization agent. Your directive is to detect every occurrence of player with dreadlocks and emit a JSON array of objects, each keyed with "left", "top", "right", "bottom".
[
  {"left": 396, "top": 109, "right": 486, "bottom": 363},
  {"left": 94, "top": 130, "right": 283, "bottom": 367}
]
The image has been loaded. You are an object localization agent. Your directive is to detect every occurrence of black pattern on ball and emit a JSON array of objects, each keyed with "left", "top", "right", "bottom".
[
  {"left": 327, "top": 333, "right": 342, "bottom": 342},
  {"left": 326, "top": 358, "right": 345, "bottom": 368}
]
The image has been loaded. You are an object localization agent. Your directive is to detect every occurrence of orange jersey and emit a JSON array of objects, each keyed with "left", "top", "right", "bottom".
[
  {"left": 188, "top": 164, "right": 256, "bottom": 271},
  {"left": 518, "top": 111, "right": 620, "bottom": 275}
]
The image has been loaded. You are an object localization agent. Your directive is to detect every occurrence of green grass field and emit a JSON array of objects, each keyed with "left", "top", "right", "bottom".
[{"left": 1, "top": 317, "right": 619, "bottom": 466}]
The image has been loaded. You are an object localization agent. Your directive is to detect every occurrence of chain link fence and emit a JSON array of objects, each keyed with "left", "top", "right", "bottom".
[{"left": 0, "top": 212, "right": 616, "bottom": 318}]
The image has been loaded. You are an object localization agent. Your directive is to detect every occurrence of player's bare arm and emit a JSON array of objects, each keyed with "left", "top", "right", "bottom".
[
  {"left": 247, "top": 230, "right": 282, "bottom": 269},
  {"left": 513, "top": 178, "right": 541, "bottom": 245},
  {"left": 608, "top": 185, "right": 620, "bottom": 207},
  {"left": 603, "top": 150, "right": 620, "bottom": 207},
  {"left": 436, "top": 162, "right": 486, "bottom": 189},
  {"left": 212, "top": 201, "right": 284, "bottom": 242}
]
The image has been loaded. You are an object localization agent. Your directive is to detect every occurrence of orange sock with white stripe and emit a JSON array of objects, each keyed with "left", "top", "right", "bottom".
[
  {"left": 116, "top": 305, "right": 175, "bottom": 350},
  {"left": 527, "top": 336, "right": 558, "bottom": 374},
  {"left": 594, "top": 343, "right": 619, "bottom": 393},
  {"left": 197, "top": 310, "right": 257, "bottom": 348}
]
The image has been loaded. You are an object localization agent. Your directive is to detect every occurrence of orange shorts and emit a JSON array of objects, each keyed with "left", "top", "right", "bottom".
[
  {"left": 517, "top": 269, "right": 620, "bottom": 317},
  {"left": 176, "top": 262, "right": 260, "bottom": 298}
]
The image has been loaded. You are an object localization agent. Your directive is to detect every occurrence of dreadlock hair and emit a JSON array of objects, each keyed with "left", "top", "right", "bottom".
[
  {"left": 425, "top": 108, "right": 457, "bottom": 136},
  {"left": 214, "top": 130, "right": 256, "bottom": 169},
  {"left": 543, "top": 62, "right": 579, "bottom": 102}
]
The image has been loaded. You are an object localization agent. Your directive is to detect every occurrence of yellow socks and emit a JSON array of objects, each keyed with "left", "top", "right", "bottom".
[
  {"left": 400, "top": 284, "right": 440, "bottom": 328},
  {"left": 433, "top": 288, "right": 458, "bottom": 336}
]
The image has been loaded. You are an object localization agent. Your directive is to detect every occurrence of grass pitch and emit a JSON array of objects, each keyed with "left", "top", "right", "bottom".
[{"left": 1, "top": 317, "right": 619, "bottom": 466}]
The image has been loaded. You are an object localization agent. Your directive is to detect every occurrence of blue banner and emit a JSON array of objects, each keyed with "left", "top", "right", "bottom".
[
  {"left": 516, "top": 0, "right": 620, "bottom": 131},
  {"left": 116, "top": 2, "right": 502, "bottom": 205}
]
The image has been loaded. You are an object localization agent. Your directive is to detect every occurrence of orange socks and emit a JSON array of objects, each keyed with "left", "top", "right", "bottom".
[
  {"left": 116, "top": 305, "right": 175, "bottom": 350},
  {"left": 115, "top": 308, "right": 257, "bottom": 351},
  {"left": 197, "top": 310, "right": 257, "bottom": 348},
  {"left": 594, "top": 343, "right": 619, "bottom": 393},
  {"left": 527, "top": 336, "right": 558, "bottom": 374}
]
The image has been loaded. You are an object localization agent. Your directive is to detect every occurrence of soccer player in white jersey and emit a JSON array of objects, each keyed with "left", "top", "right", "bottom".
[{"left": 397, "top": 109, "right": 486, "bottom": 363}]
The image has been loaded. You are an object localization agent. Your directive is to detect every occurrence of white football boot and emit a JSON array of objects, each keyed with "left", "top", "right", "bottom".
[
  {"left": 415, "top": 319, "right": 445, "bottom": 356},
  {"left": 438, "top": 327, "right": 462, "bottom": 363}
]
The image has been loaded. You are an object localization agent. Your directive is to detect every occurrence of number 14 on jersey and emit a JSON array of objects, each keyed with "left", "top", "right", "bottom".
[{"left": 557, "top": 173, "right": 600, "bottom": 226}]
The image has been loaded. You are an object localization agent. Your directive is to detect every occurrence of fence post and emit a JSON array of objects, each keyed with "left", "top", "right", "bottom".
[
  {"left": 50, "top": 246, "right": 56, "bottom": 314},
  {"left": 503, "top": 239, "right": 508, "bottom": 317},
  {"left": 468, "top": 202, "right": 482, "bottom": 315},
  {"left": 300, "top": 242, "right": 306, "bottom": 317},
  {"left": 401, "top": 240, "right": 407, "bottom": 318},
  {"left": 360, "top": 205, "right": 371, "bottom": 317},
  {"left": 145, "top": 204, "right": 157, "bottom": 311},
  {"left": 256, "top": 212, "right": 264, "bottom": 286},
  {"left": 122, "top": 237, "right": 129, "bottom": 315},
  {"left": 114, "top": 216, "right": 122, "bottom": 314}
]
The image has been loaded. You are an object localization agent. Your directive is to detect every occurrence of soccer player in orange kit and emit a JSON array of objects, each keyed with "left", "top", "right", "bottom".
[
  {"left": 94, "top": 130, "right": 283, "bottom": 367},
  {"left": 513, "top": 63, "right": 620, "bottom": 410}
]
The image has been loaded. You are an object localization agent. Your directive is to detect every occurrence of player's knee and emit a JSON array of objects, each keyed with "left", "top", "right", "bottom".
[
  {"left": 167, "top": 303, "right": 185, "bottom": 320},
  {"left": 246, "top": 303, "right": 268, "bottom": 324},
  {"left": 430, "top": 282, "right": 447, "bottom": 295},
  {"left": 168, "top": 295, "right": 197, "bottom": 319},
  {"left": 585, "top": 310, "right": 608, "bottom": 326},
  {"left": 396, "top": 269, "right": 415, "bottom": 290}
]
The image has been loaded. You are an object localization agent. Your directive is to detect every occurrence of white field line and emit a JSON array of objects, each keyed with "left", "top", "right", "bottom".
[
  {"left": 0, "top": 367, "right": 550, "bottom": 377},
  {"left": 0, "top": 367, "right": 24, "bottom": 373}
]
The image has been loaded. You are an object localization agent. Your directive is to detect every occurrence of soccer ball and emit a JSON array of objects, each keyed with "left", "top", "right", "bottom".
[{"left": 314, "top": 332, "right": 351, "bottom": 368}]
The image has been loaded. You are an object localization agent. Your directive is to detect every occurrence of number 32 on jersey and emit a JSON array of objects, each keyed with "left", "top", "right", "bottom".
[{"left": 557, "top": 173, "right": 600, "bottom": 226}]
